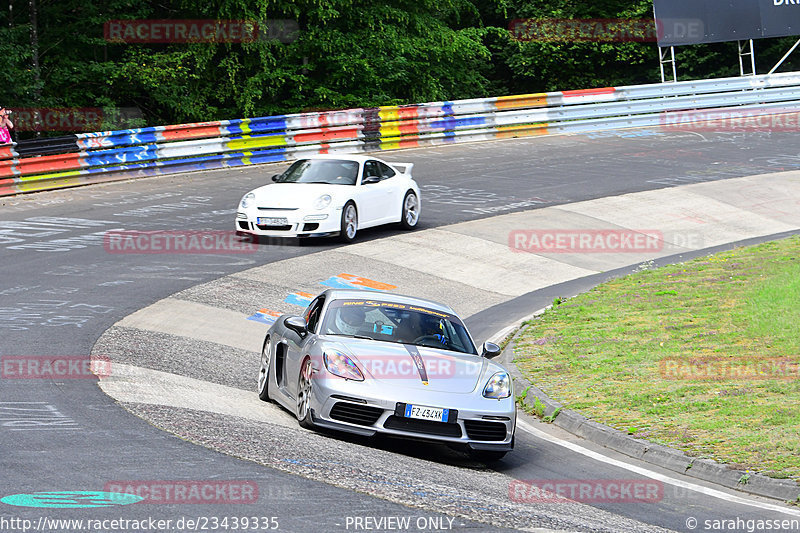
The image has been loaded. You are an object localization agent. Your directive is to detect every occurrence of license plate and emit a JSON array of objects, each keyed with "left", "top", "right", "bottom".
[
  {"left": 257, "top": 217, "right": 288, "bottom": 226},
  {"left": 404, "top": 404, "right": 449, "bottom": 423}
]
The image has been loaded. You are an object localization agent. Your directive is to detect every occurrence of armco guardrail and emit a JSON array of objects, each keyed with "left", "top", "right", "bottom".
[{"left": 3, "top": 71, "right": 800, "bottom": 197}]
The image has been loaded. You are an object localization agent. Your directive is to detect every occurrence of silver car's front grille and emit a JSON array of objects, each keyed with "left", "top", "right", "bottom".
[
  {"left": 463, "top": 420, "right": 507, "bottom": 441},
  {"left": 383, "top": 416, "right": 463, "bottom": 438},
  {"left": 329, "top": 402, "right": 383, "bottom": 427}
]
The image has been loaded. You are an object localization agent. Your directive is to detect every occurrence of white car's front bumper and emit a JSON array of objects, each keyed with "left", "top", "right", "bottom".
[{"left": 235, "top": 208, "right": 341, "bottom": 238}]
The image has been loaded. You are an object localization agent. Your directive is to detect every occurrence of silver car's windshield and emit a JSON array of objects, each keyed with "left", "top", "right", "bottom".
[
  {"left": 276, "top": 159, "right": 359, "bottom": 185},
  {"left": 320, "top": 299, "right": 478, "bottom": 355}
]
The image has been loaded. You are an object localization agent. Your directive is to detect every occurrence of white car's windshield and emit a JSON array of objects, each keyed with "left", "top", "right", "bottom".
[
  {"left": 320, "top": 299, "right": 478, "bottom": 354},
  {"left": 276, "top": 159, "right": 359, "bottom": 185}
]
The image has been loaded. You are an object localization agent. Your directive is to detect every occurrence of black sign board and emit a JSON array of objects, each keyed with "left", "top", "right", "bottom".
[{"left": 654, "top": 0, "right": 800, "bottom": 47}]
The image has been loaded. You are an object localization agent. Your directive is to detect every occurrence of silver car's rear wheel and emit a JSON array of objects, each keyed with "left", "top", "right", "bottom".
[
  {"left": 296, "top": 358, "right": 314, "bottom": 429},
  {"left": 257, "top": 337, "right": 271, "bottom": 402}
]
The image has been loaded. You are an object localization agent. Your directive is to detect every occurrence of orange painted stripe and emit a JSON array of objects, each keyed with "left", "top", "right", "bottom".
[
  {"left": 496, "top": 124, "right": 549, "bottom": 139},
  {"left": 561, "top": 87, "right": 616, "bottom": 98},
  {"left": 496, "top": 94, "right": 548, "bottom": 110},
  {"left": 338, "top": 274, "right": 397, "bottom": 291}
]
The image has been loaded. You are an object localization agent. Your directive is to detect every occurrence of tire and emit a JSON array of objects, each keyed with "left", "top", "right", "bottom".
[
  {"left": 296, "top": 358, "right": 315, "bottom": 429},
  {"left": 257, "top": 337, "right": 271, "bottom": 402},
  {"left": 339, "top": 202, "right": 358, "bottom": 243},
  {"left": 399, "top": 191, "right": 419, "bottom": 230}
]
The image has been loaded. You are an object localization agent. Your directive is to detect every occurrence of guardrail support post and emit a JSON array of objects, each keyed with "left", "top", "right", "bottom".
[
  {"left": 738, "top": 40, "right": 756, "bottom": 77},
  {"left": 659, "top": 46, "right": 677, "bottom": 83}
]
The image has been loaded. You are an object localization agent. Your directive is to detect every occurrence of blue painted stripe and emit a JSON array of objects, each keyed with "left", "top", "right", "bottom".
[{"left": 284, "top": 293, "right": 312, "bottom": 307}]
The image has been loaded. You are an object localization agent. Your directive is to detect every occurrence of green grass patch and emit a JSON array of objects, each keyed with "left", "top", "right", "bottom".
[{"left": 514, "top": 235, "right": 800, "bottom": 480}]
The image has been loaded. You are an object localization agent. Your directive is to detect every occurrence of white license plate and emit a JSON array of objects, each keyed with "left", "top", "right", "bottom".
[
  {"left": 257, "top": 217, "right": 288, "bottom": 226},
  {"left": 404, "top": 404, "right": 449, "bottom": 423}
]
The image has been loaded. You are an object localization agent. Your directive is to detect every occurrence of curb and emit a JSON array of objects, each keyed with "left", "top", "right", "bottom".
[{"left": 493, "top": 314, "right": 800, "bottom": 504}]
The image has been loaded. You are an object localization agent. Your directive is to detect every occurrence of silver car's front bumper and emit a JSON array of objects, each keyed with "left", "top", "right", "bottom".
[{"left": 308, "top": 374, "right": 516, "bottom": 451}]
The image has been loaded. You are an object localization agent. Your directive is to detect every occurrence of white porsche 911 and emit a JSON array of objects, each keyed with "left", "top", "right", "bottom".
[{"left": 235, "top": 154, "right": 421, "bottom": 243}]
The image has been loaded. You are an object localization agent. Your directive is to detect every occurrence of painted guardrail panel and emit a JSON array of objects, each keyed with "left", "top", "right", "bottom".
[{"left": 5, "top": 71, "right": 800, "bottom": 196}]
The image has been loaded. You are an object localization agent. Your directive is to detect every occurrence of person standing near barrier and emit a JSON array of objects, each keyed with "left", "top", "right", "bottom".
[{"left": 0, "top": 107, "right": 14, "bottom": 144}]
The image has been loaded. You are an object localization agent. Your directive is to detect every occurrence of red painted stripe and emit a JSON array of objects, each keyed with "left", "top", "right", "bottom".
[
  {"left": 294, "top": 127, "right": 360, "bottom": 143},
  {"left": 0, "top": 146, "right": 14, "bottom": 159},
  {"left": 561, "top": 87, "right": 616, "bottom": 98},
  {"left": 16, "top": 153, "right": 82, "bottom": 175},
  {"left": 0, "top": 161, "right": 16, "bottom": 178},
  {"left": 161, "top": 124, "right": 223, "bottom": 141}
]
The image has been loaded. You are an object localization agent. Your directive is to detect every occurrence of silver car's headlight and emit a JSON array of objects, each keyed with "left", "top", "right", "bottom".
[
  {"left": 240, "top": 192, "right": 255, "bottom": 209},
  {"left": 483, "top": 371, "right": 511, "bottom": 399},
  {"left": 323, "top": 350, "right": 364, "bottom": 381},
  {"left": 313, "top": 194, "right": 332, "bottom": 210}
]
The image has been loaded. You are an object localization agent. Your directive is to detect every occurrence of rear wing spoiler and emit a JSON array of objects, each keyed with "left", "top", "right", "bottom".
[{"left": 387, "top": 162, "right": 414, "bottom": 175}]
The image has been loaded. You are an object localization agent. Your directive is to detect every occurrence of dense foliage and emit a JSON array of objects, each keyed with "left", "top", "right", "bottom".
[{"left": 2, "top": 0, "right": 800, "bottom": 132}]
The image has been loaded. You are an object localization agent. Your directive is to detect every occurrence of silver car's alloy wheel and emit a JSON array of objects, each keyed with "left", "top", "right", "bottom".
[
  {"left": 296, "top": 359, "right": 314, "bottom": 428},
  {"left": 402, "top": 192, "right": 419, "bottom": 228},
  {"left": 257, "top": 338, "right": 271, "bottom": 402}
]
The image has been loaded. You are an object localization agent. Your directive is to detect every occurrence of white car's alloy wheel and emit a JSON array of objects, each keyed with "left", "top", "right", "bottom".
[
  {"left": 340, "top": 203, "right": 358, "bottom": 243},
  {"left": 401, "top": 191, "right": 419, "bottom": 229}
]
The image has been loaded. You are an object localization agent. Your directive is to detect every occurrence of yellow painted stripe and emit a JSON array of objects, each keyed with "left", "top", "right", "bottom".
[
  {"left": 227, "top": 136, "right": 287, "bottom": 151},
  {"left": 16, "top": 176, "right": 84, "bottom": 192},
  {"left": 18, "top": 169, "right": 83, "bottom": 182},
  {"left": 239, "top": 118, "right": 252, "bottom": 135},
  {"left": 379, "top": 106, "right": 400, "bottom": 122}
]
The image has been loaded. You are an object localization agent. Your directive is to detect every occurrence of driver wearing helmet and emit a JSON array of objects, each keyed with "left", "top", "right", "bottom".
[
  {"left": 334, "top": 306, "right": 366, "bottom": 335},
  {"left": 419, "top": 314, "right": 447, "bottom": 346}
]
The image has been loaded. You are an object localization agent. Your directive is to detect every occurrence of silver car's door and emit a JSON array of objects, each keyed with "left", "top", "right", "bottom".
[{"left": 286, "top": 296, "right": 325, "bottom": 401}]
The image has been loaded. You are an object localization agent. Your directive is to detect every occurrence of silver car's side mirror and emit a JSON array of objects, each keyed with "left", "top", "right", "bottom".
[
  {"left": 362, "top": 175, "right": 381, "bottom": 184},
  {"left": 482, "top": 342, "right": 501, "bottom": 359},
  {"left": 284, "top": 316, "right": 308, "bottom": 337}
]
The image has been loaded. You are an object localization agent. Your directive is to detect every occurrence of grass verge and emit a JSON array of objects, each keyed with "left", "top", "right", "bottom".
[{"left": 514, "top": 235, "right": 800, "bottom": 480}]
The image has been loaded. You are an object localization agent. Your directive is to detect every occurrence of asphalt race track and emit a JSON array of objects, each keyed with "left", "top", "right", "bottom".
[{"left": 3, "top": 127, "right": 800, "bottom": 532}]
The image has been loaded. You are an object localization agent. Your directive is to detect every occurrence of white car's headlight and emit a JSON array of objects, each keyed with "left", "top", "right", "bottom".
[
  {"left": 240, "top": 192, "right": 255, "bottom": 209},
  {"left": 483, "top": 371, "right": 511, "bottom": 399},
  {"left": 323, "top": 350, "right": 364, "bottom": 381},
  {"left": 313, "top": 194, "right": 332, "bottom": 210}
]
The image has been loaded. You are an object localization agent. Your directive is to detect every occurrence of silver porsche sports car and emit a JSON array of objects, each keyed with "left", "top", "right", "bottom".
[{"left": 257, "top": 289, "right": 516, "bottom": 460}]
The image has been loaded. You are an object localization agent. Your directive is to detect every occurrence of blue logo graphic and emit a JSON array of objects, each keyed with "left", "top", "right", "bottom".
[{"left": 1, "top": 491, "right": 143, "bottom": 508}]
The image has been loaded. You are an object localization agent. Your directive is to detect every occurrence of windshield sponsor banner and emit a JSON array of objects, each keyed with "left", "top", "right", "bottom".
[
  {"left": 509, "top": 479, "right": 663, "bottom": 504},
  {"left": 1, "top": 355, "right": 111, "bottom": 379},
  {"left": 103, "top": 481, "right": 258, "bottom": 504},
  {"left": 103, "top": 230, "right": 256, "bottom": 254},
  {"left": 660, "top": 357, "right": 800, "bottom": 381}
]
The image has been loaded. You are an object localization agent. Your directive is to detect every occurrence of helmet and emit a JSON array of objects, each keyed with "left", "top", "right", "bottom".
[{"left": 335, "top": 306, "right": 365, "bottom": 335}]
